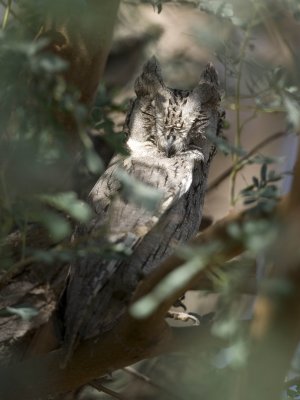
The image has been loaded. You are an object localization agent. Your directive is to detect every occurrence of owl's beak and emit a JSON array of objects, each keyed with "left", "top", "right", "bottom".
[{"left": 165, "top": 135, "right": 176, "bottom": 157}]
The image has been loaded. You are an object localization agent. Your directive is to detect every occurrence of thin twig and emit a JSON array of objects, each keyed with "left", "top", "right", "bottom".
[
  {"left": 207, "top": 131, "right": 287, "bottom": 193},
  {"left": 124, "top": 366, "right": 183, "bottom": 400},
  {"left": 124, "top": 0, "right": 198, "bottom": 5},
  {"left": 230, "top": 26, "right": 252, "bottom": 205},
  {"left": 91, "top": 381, "right": 129, "bottom": 400},
  {"left": 240, "top": 108, "right": 258, "bottom": 132},
  {"left": 1, "top": 0, "right": 12, "bottom": 30},
  {"left": 0, "top": 256, "right": 35, "bottom": 289},
  {"left": 0, "top": 0, "right": 21, "bottom": 24}
]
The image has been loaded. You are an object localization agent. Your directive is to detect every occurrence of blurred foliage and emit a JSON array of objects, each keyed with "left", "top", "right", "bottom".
[
  {"left": 0, "top": 1, "right": 128, "bottom": 272},
  {"left": 126, "top": 1, "right": 300, "bottom": 400},
  {"left": 1, "top": 0, "right": 300, "bottom": 399}
]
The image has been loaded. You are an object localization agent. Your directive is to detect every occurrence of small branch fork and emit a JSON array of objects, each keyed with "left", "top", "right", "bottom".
[{"left": 207, "top": 130, "right": 287, "bottom": 193}]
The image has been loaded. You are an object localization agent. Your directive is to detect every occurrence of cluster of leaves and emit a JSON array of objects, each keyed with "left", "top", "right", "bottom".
[
  {"left": 0, "top": 1, "right": 129, "bottom": 274},
  {"left": 287, "top": 384, "right": 300, "bottom": 400},
  {"left": 0, "top": 40, "right": 87, "bottom": 261},
  {"left": 241, "top": 163, "right": 281, "bottom": 211}
]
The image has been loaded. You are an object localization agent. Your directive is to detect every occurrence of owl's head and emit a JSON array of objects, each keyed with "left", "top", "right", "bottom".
[{"left": 126, "top": 57, "right": 223, "bottom": 161}]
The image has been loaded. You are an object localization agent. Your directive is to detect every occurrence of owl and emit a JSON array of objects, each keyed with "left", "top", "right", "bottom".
[{"left": 62, "top": 57, "right": 224, "bottom": 362}]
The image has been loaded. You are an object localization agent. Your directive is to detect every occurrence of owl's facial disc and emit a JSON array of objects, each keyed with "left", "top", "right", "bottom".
[
  {"left": 155, "top": 90, "right": 195, "bottom": 157},
  {"left": 131, "top": 59, "right": 219, "bottom": 157}
]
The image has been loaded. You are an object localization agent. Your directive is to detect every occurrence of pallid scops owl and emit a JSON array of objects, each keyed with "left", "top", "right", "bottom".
[{"left": 63, "top": 57, "right": 224, "bottom": 361}]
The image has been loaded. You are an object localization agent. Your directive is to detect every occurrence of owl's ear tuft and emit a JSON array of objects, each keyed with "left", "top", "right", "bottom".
[
  {"left": 192, "top": 63, "right": 220, "bottom": 105},
  {"left": 143, "top": 56, "right": 161, "bottom": 76},
  {"left": 134, "top": 56, "right": 166, "bottom": 98},
  {"left": 200, "top": 62, "right": 219, "bottom": 86}
]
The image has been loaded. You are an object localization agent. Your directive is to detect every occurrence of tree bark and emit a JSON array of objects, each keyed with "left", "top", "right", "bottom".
[{"left": 42, "top": 0, "right": 121, "bottom": 106}]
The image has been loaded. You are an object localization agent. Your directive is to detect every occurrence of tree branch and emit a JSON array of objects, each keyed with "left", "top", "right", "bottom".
[
  {"left": 0, "top": 201, "right": 281, "bottom": 399},
  {"left": 123, "top": 366, "right": 182, "bottom": 400},
  {"left": 42, "top": 0, "right": 121, "bottom": 105},
  {"left": 207, "top": 131, "right": 287, "bottom": 193}
]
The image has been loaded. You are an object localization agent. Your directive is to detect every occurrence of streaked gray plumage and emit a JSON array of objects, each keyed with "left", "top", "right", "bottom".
[{"left": 63, "top": 57, "right": 224, "bottom": 361}]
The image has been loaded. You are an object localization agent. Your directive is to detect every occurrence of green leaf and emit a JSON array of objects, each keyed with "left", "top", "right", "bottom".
[
  {"left": 252, "top": 176, "right": 259, "bottom": 187},
  {"left": 240, "top": 184, "right": 255, "bottom": 194},
  {"left": 212, "top": 318, "right": 239, "bottom": 339},
  {"left": 244, "top": 197, "right": 256, "bottom": 205},
  {"left": 199, "top": 0, "right": 233, "bottom": 18},
  {"left": 40, "top": 192, "right": 92, "bottom": 223},
  {"left": 226, "top": 223, "right": 241, "bottom": 239},
  {"left": 261, "top": 278, "right": 294, "bottom": 298},
  {"left": 130, "top": 258, "right": 200, "bottom": 319},
  {"left": 130, "top": 242, "right": 223, "bottom": 319},
  {"left": 268, "top": 170, "right": 282, "bottom": 182},
  {"left": 33, "top": 248, "right": 73, "bottom": 264},
  {"left": 223, "top": 119, "right": 230, "bottom": 129},
  {"left": 259, "top": 185, "right": 278, "bottom": 199},
  {"left": 243, "top": 220, "right": 277, "bottom": 252},
  {"left": 32, "top": 54, "right": 68, "bottom": 74},
  {"left": 260, "top": 163, "right": 267, "bottom": 183},
  {"left": 85, "top": 148, "right": 103, "bottom": 174},
  {"left": 284, "top": 95, "right": 300, "bottom": 129},
  {"left": 6, "top": 306, "right": 39, "bottom": 321},
  {"left": 37, "top": 210, "right": 71, "bottom": 241},
  {"left": 32, "top": 250, "right": 56, "bottom": 264},
  {"left": 116, "top": 169, "right": 163, "bottom": 212},
  {"left": 213, "top": 340, "right": 248, "bottom": 369},
  {"left": 151, "top": 0, "right": 162, "bottom": 13},
  {"left": 248, "top": 154, "right": 282, "bottom": 165}
]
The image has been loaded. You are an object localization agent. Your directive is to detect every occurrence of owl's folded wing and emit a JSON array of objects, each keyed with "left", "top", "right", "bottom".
[{"left": 63, "top": 152, "right": 196, "bottom": 363}]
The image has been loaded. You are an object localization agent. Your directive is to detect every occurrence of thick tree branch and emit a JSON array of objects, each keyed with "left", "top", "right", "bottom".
[
  {"left": 42, "top": 0, "right": 121, "bottom": 105},
  {"left": 128, "top": 208, "right": 261, "bottom": 327},
  {"left": 35, "top": 0, "right": 121, "bottom": 154},
  {"left": 0, "top": 202, "right": 279, "bottom": 399}
]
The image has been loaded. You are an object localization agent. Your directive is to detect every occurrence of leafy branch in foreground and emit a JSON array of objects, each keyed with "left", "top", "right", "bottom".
[{"left": 1, "top": 1, "right": 300, "bottom": 400}]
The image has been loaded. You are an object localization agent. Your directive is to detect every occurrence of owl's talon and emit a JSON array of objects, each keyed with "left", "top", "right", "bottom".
[
  {"left": 173, "top": 297, "right": 187, "bottom": 311},
  {"left": 166, "top": 311, "right": 200, "bottom": 326}
]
